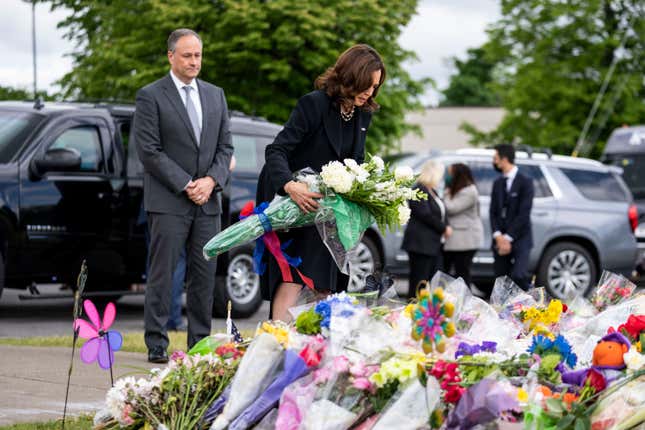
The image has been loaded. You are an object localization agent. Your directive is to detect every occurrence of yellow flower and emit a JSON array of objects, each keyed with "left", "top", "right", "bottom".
[
  {"left": 517, "top": 388, "right": 528, "bottom": 403},
  {"left": 636, "top": 341, "right": 642, "bottom": 353},
  {"left": 258, "top": 322, "right": 289, "bottom": 347},
  {"left": 403, "top": 303, "right": 415, "bottom": 318}
]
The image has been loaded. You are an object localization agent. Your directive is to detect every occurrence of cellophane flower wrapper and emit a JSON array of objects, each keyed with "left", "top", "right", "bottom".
[
  {"left": 228, "top": 349, "right": 311, "bottom": 430},
  {"left": 275, "top": 374, "right": 318, "bottom": 430},
  {"left": 490, "top": 276, "right": 537, "bottom": 320},
  {"left": 210, "top": 333, "right": 284, "bottom": 430},
  {"left": 591, "top": 374, "right": 645, "bottom": 429},
  {"left": 436, "top": 272, "right": 472, "bottom": 319},
  {"left": 188, "top": 333, "right": 231, "bottom": 356},
  {"left": 590, "top": 270, "right": 637, "bottom": 312},
  {"left": 371, "top": 378, "right": 432, "bottom": 430}
]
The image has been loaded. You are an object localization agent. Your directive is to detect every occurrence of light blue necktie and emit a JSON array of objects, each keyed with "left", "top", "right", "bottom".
[{"left": 183, "top": 86, "right": 201, "bottom": 146}]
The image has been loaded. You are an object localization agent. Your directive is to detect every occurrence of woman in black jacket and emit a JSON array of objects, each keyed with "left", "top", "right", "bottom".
[
  {"left": 402, "top": 160, "right": 452, "bottom": 299},
  {"left": 256, "top": 45, "right": 386, "bottom": 321}
]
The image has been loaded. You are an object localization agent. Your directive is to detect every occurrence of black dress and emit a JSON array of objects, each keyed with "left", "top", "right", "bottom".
[{"left": 255, "top": 90, "right": 372, "bottom": 302}]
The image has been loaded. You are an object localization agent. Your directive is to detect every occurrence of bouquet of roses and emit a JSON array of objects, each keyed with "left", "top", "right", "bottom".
[
  {"left": 203, "top": 155, "right": 425, "bottom": 261},
  {"left": 590, "top": 270, "right": 636, "bottom": 312},
  {"left": 93, "top": 349, "right": 240, "bottom": 430}
]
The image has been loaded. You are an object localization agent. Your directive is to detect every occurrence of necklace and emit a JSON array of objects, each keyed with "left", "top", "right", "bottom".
[{"left": 340, "top": 105, "right": 355, "bottom": 122}]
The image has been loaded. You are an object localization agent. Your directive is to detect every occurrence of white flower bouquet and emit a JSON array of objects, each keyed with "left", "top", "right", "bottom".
[{"left": 203, "top": 155, "right": 425, "bottom": 266}]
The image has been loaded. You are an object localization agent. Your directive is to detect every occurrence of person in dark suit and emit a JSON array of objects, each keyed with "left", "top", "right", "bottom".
[
  {"left": 401, "top": 160, "right": 452, "bottom": 299},
  {"left": 133, "top": 29, "right": 234, "bottom": 363},
  {"left": 490, "top": 144, "right": 534, "bottom": 291},
  {"left": 256, "top": 44, "right": 386, "bottom": 321}
]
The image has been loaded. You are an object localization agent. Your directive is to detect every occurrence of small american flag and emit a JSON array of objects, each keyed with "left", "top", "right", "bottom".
[{"left": 226, "top": 301, "right": 244, "bottom": 343}]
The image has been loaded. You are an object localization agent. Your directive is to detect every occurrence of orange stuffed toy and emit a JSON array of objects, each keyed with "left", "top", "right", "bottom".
[{"left": 592, "top": 332, "right": 630, "bottom": 369}]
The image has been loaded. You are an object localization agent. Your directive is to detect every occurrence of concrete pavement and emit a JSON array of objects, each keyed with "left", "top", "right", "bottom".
[{"left": 0, "top": 344, "right": 157, "bottom": 426}]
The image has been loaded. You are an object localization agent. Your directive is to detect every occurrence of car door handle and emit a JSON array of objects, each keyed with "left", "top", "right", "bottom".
[{"left": 533, "top": 211, "right": 549, "bottom": 217}]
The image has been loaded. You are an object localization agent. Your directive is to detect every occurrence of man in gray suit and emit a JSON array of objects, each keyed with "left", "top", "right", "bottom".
[{"left": 133, "top": 28, "right": 233, "bottom": 363}]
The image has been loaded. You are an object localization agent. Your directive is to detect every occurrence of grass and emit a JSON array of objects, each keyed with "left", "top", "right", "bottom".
[
  {"left": 0, "top": 415, "right": 94, "bottom": 430},
  {"left": 0, "top": 331, "right": 187, "bottom": 354},
  {"left": 0, "top": 330, "right": 254, "bottom": 353}
]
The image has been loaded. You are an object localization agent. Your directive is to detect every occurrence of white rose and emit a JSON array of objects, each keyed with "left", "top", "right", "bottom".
[
  {"left": 321, "top": 161, "right": 355, "bottom": 193},
  {"left": 344, "top": 158, "right": 359, "bottom": 169},
  {"left": 394, "top": 166, "right": 414, "bottom": 182},
  {"left": 624, "top": 347, "right": 645, "bottom": 371},
  {"left": 372, "top": 156, "right": 385, "bottom": 172},
  {"left": 397, "top": 204, "right": 411, "bottom": 225}
]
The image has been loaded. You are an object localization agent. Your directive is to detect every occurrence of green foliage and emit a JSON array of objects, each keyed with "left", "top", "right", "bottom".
[
  {"left": 463, "top": 0, "right": 645, "bottom": 157},
  {"left": 41, "top": 0, "right": 429, "bottom": 154},
  {"left": 369, "top": 379, "right": 399, "bottom": 412},
  {"left": 295, "top": 308, "right": 323, "bottom": 335},
  {"left": 0, "top": 85, "right": 55, "bottom": 101},
  {"left": 0, "top": 415, "right": 93, "bottom": 430},
  {"left": 440, "top": 47, "right": 501, "bottom": 107}
]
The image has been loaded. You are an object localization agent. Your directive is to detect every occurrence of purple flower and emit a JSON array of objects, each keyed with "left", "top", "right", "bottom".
[{"left": 455, "top": 341, "right": 498, "bottom": 359}]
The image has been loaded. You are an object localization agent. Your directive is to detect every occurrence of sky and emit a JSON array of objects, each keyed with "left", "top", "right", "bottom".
[{"left": 0, "top": 0, "right": 500, "bottom": 106}]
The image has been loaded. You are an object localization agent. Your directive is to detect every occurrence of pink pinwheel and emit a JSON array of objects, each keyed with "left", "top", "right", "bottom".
[{"left": 73, "top": 299, "right": 123, "bottom": 370}]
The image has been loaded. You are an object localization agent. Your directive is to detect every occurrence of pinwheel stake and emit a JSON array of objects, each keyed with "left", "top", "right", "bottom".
[{"left": 62, "top": 261, "right": 88, "bottom": 429}]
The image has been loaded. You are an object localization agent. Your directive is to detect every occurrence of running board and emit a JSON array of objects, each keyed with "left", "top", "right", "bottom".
[{"left": 17, "top": 290, "right": 144, "bottom": 301}]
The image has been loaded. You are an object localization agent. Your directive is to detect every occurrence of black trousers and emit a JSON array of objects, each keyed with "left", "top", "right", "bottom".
[
  {"left": 443, "top": 250, "right": 476, "bottom": 287},
  {"left": 493, "top": 242, "right": 531, "bottom": 291},
  {"left": 145, "top": 209, "right": 220, "bottom": 351},
  {"left": 407, "top": 252, "right": 442, "bottom": 299}
]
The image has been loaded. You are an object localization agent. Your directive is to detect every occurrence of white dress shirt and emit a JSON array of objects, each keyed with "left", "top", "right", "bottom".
[{"left": 169, "top": 70, "right": 203, "bottom": 127}]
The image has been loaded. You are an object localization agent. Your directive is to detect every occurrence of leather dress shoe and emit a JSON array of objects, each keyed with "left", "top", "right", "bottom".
[{"left": 148, "top": 346, "right": 169, "bottom": 364}]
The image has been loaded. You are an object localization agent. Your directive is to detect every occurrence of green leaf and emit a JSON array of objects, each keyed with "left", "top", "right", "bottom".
[
  {"left": 546, "top": 398, "right": 564, "bottom": 414},
  {"left": 556, "top": 415, "right": 575, "bottom": 429},
  {"left": 574, "top": 417, "right": 590, "bottom": 430}
]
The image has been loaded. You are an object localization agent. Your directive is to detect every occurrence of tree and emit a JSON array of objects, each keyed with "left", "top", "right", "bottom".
[
  {"left": 462, "top": 0, "right": 645, "bottom": 157},
  {"left": 440, "top": 47, "right": 501, "bottom": 107},
  {"left": 0, "top": 86, "right": 30, "bottom": 100},
  {"left": 42, "top": 0, "right": 429, "bottom": 154}
]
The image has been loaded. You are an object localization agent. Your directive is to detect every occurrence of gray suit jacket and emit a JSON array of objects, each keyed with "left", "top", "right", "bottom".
[
  {"left": 444, "top": 184, "right": 484, "bottom": 251},
  {"left": 133, "top": 74, "right": 234, "bottom": 215}
]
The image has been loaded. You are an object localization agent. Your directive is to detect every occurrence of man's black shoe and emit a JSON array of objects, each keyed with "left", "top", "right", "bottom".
[{"left": 148, "top": 346, "right": 169, "bottom": 364}]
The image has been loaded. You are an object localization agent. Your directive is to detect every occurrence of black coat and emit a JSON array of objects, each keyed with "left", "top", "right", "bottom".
[
  {"left": 256, "top": 90, "right": 373, "bottom": 300},
  {"left": 489, "top": 171, "right": 534, "bottom": 248},
  {"left": 401, "top": 184, "right": 446, "bottom": 256}
]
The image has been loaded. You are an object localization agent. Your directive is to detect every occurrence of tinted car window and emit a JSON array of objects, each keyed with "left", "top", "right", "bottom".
[
  {"left": 518, "top": 164, "right": 552, "bottom": 198},
  {"left": 560, "top": 167, "right": 629, "bottom": 202},
  {"left": 470, "top": 162, "right": 498, "bottom": 196},
  {"left": 0, "top": 111, "right": 43, "bottom": 163},
  {"left": 50, "top": 126, "right": 103, "bottom": 172},
  {"left": 232, "top": 134, "right": 272, "bottom": 173},
  {"left": 604, "top": 155, "right": 645, "bottom": 200}
]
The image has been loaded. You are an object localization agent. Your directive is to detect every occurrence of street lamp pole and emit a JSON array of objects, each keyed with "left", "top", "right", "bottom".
[{"left": 31, "top": 0, "right": 37, "bottom": 99}]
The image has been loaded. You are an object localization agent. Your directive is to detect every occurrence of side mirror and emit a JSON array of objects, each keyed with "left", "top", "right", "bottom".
[{"left": 32, "top": 147, "right": 82, "bottom": 176}]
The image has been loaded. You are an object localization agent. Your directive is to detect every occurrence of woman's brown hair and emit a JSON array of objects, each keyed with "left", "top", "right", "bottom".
[
  {"left": 447, "top": 163, "right": 476, "bottom": 198},
  {"left": 315, "top": 44, "right": 386, "bottom": 112}
]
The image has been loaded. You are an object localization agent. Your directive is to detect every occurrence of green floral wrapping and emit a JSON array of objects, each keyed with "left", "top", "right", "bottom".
[{"left": 202, "top": 194, "right": 374, "bottom": 261}]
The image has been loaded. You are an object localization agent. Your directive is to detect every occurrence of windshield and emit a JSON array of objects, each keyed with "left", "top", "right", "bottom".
[
  {"left": 604, "top": 154, "right": 645, "bottom": 199},
  {"left": 0, "top": 110, "right": 43, "bottom": 163}
]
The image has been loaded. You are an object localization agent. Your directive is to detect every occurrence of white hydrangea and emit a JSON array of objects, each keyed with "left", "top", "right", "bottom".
[
  {"left": 372, "top": 156, "right": 385, "bottom": 173},
  {"left": 394, "top": 166, "right": 414, "bottom": 182},
  {"left": 624, "top": 347, "right": 645, "bottom": 371},
  {"left": 397, "top": 204, "right": 411, "bottom": 225},
  {"left": 105, "top": 376, "right": 136, "bottom": 423},
  {"left": 321, "top": 161, "right": 355, "bottom": 193}
]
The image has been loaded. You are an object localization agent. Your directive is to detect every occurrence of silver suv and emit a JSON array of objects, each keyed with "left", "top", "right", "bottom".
[{"left": 353, "top": 148, "right": 639, "bottom": 299}]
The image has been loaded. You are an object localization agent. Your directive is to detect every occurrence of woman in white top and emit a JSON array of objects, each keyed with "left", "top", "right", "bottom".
[{"left": 443, "top": 163, "right": 484, "bottom": 288}]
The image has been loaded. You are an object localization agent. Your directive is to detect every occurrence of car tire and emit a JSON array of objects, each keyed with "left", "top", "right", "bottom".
[
  {"left": 213, "top": 248, "right": 262, "bottom": 318},
  {"left": 347, "top": 235, "right": 382, "bottom": 292},
  {"left": 536, "top": 241, "right": 597, "bottom": 299}
]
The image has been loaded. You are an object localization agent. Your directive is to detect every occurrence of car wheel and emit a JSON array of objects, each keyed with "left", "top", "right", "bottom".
[
  {"left": 537, "top": 241, "right": 597, "bottom": 299},
  {"left": 214, "top": 249, "right": 262, "bottom": 318},
  {"left": 347, "top": 235, "right": 382, "bottom": 292}
]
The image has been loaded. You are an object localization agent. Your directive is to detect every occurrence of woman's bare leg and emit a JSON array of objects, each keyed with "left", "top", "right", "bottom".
[{"left": 271, "top": 282, "right": 302, "bottom": 322}]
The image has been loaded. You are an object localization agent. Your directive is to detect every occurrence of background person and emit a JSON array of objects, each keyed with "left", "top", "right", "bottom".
[
  {"left": 401, "top": 159, "right": 452, "bottom": 299},
  {"left": 443, "top": 163, "right": 483, "bottom": 289},
  {"left": 256, "top": 44, "right": 386, "bottom": 322},
  {"left": 134, "top": 28, "right": 234, "bottom": 363},
  {"left": 490, "top": 144, "right": 534, "bottom": 291}
]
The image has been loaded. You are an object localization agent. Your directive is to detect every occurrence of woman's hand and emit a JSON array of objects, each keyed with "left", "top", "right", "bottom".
[
  {"left": 444, "top": 225, "right": 453, "bottom": 238},
  {"left": 284, "top": 181, "right": 323, "bottom": 213}
]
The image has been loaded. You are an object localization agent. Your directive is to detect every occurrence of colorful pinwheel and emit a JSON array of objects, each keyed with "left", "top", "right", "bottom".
[
  {"left": 411, "top": 287, "right": 456, "bottom": 354},
  {"left": 73, "top": 299, "right": 123, "bottom": 369}
]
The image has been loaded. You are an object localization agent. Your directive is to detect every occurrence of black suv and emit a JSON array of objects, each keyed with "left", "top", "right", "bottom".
[{"left": 0, "top": 100, "right": 281, "bottom": 317}]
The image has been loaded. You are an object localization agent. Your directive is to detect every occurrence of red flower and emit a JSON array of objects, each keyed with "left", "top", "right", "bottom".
[
  {"left": 562, "top": 303, "right": 568, "bottom": 313},
  {"left": 445, "top": 386, "right": 465, "bottom": 403},
  {"left": 299, "top": 344, "right": 323, "bottom": 367},
  {"left": 617, "top": 315, "right": 645, "bottom": 341},
  {"left": 585, "top": 369, "right": 606, "bottom": 393}
]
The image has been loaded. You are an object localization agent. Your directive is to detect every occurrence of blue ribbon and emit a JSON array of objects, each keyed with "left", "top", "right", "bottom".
[{"left": 239, "top": 202, "right": 301, "bottom": 276}]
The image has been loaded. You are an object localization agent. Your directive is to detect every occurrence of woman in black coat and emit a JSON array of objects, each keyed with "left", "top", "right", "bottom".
[
  {"left": 402, "top": 159, "right": 453, "bottom": 299},
  {"left": 256, "top": 44, "right": 386, "bottom": 321}
]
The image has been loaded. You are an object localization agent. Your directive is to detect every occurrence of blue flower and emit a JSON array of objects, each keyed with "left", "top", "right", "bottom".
[
  {"left": 528, "top": 335, "right": 553, "bottom": 356},
  {"left": 314, "top": 302, "right": 331, "bottom": 328},
  {"left": 553, "top": 335, "right": 578, "bottom": 368}
]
